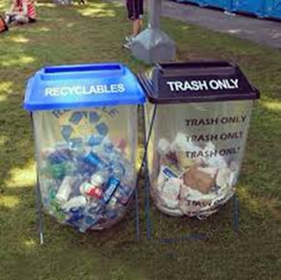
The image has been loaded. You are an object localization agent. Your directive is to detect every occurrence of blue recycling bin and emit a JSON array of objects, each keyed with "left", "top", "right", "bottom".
[
  {"left": 202, "top": 0, "right": 233, "bottom": 10},
  {"left": 264, "top": 0, "right": 281, "bottom": 19},
  {"left": 231, "top": 0, "right": 264, "bottom": 17},
  {"left": 24, "top": 63, "right": 145, "bottom": 232}
]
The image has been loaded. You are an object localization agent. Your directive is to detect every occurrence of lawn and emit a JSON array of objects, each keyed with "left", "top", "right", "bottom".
[{"left": 0, "top": 0, "right": 281, "bottom": 279}]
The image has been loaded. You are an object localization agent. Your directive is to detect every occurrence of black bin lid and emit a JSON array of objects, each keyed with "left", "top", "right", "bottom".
[{"left": 138, "top": 61, "right": 260, "bottom": 104}]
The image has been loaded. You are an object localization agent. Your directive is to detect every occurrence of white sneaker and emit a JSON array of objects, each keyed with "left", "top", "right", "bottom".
[
  {"left": 123, "top": 41, "right": 132, "bottom": 49},
  {"left": 125, "top": 35, "right": 135, "bottom": 42}
]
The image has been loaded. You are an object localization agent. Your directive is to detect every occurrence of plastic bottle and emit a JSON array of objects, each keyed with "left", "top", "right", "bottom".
[
  {"left": 61, "top": 195, "right": 87, "bottom": 212},
  {"left": 122, "top": 159, "right": 136, "bottom": 185},
  {"left": 55, "top": 176, "right": 74, "bottom": 203},
  {"left": 83, "top": 151, "right": 108, "bottom": 169},
  {"left": 90, "top": 170, "right": 109, "bottom": 186},
  {"left": 79, "top": 170, "right": 109, "bottom": 198},
  {"left": 102, "top": 177, "right": 120, "bottom": 204},
  {"left": 114, "top": 184, "right": 134, "bottom": 206},
  {"left": 79, "top": 182, "right": 103, "bottom": 199},
  {"left": 66, "top": 207, "right": 84, "bottom": 228},
  {"left": 79, "top": 201, "right": 104, "bottom": 232}
]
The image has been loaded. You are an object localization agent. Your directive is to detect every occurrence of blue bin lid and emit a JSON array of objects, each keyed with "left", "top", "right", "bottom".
[
  {"left": 23, "top": 63, "right": 146, "bottom": 111},
  {"left": 138, "top": 61, "right": 260, "bottom": 104}
]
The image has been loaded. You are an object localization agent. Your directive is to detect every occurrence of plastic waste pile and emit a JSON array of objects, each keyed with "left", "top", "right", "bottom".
[{"left": 39, "top": 136, "right": 135, "bottom": 232}]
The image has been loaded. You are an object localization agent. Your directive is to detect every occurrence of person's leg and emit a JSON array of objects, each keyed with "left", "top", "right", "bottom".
[
  {"left": 124, "top": 0, "right": 134, "bottom": 41},
  {"left": 134, "top": 0, "right": 143, "bottom": 36},
  {"left": 124, "top": 0, "right": 143, "bottom": 48},
  {"left": 124, "top": 18, "right": 140, "bottom": 48},
  {"left": 14, "top": 14, "right": 29, "bottom": 24},
  {"left": 5, "top": 12, "right": 17, "bottom": 24},
  {"left": 5, "top": 14, "right": 11, "bottom": 24},
  {"left": 132, "top": 18, "right": 141, "bottom": 37}
]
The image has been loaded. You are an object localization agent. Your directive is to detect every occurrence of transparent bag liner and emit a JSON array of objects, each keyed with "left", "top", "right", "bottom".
[
  {"left": 145, "top": 100, "right": 253, "bottom": 219},
  {"left": 33, "top": 106, "right": 138, "bottom": 232}
]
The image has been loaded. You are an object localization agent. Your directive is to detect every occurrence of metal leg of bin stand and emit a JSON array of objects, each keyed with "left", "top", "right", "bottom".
[
  {"left": 134, "top": 106, "right": 144, "bottom": 241},
  {"left": 144, "top": 160, "right": 152, "bottom": 240},
  {"left": 36, "top": 174, "right": 44, "bottom": 245},
  {"left": 142, "top": 105, "right": 158, "bottom": 240},
  {"left": 233, "top": 194, "right": 239, "bottom": 233},
  {"left": 135, "top": 104, "right": 158, "bottom": 240},
  {"left": 30, "top": 113, "right": 44, "bottom": 245},
  {"left": 134, "top": 182, "right": 141, "bottom": 241},
  {"left": 135, "top": 104, "right": 155, "bottom": 241}
]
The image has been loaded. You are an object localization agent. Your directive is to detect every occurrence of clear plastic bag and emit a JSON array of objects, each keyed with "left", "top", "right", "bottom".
[
  {"left": 33, "top": 106, "right": 138, "bottom": 231},
  {"left": 145, "top": 100, "right": 253, "bottom": 219}
]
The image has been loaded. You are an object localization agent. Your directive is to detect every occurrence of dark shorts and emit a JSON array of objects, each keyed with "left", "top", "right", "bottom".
[{"left": 126, "top": 0, "right": 144, "bottom": 20}]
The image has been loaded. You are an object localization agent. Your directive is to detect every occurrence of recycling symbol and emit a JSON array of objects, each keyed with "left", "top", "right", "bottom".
[{"left": 52, "top": 110, "right": 109, "bottom": 147}]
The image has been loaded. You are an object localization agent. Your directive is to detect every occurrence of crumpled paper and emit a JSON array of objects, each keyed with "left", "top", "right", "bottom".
[{"left": 152, "top": 133, "right": 239, "bottom": 219}]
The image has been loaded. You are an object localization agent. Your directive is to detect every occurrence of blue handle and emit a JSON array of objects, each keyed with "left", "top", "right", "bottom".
[
  {"left": 40, "top": 63, "right": 124, "bottom": 80},
  {"left": 44, "top": 63, "right": 123, "bottom": 74}
]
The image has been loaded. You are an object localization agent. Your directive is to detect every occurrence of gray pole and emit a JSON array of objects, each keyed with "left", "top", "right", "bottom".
[
  {"left": 149, "top": 0, "right": 161, "bottom": 28},
  {"left": 131, "top": 0, "right": 176, "bottom": 64}
]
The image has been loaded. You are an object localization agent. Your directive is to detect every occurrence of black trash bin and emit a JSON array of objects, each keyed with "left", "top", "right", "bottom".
[{"left": 139, "top": 61, "right": 259, "bottom": 219}]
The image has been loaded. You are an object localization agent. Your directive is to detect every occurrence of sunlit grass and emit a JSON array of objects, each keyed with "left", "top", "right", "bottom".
[
  {"left": 0, "top": 2, "right": 8, "bottom": 9},
  {"left": 262, "top": 100, "right": 281, "bottom": 112},
  {"left": 0, "top": 81, "right": 13, "bottom": 94},
  {"left": 0, "top": 135, "right": 8, "bottom": 146},
  {"left": 9, "top": 35, "right": 30, "bottom": 44},
  {"left": 0, "top": 195, "right": 20, "bottom": 209},
  {"left": 0, "top": 95, "right": 7, "bottom": 102},
  {"left": 238, "top": 185, "right": 265, "bottom": 215},
  {"left": 1, "top": 55, "right": 35, "bottom": 67},
  {"left": 37, "top": 27, "right": 51, "bottom": 32},
  {"left": 24, "top": 239, "right": 36, "bottom": 248},
  {"left": 5, "top": 162, "right": 36, "bottom": 188},
  {"left": 37, "top": 2, "right": 56, "bottom": 8},
  {"left": 239, "top": 186, "right": 281, "bottom": 221}
]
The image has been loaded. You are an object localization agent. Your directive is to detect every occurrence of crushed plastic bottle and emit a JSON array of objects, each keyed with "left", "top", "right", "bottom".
[{"left": 40, "top": 136, "right": 136, "bottom": 232}]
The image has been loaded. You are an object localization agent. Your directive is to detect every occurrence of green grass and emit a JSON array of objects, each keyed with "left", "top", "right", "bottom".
[{"left": 0, "top": 0, "right": 281, "bottom": 279}]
